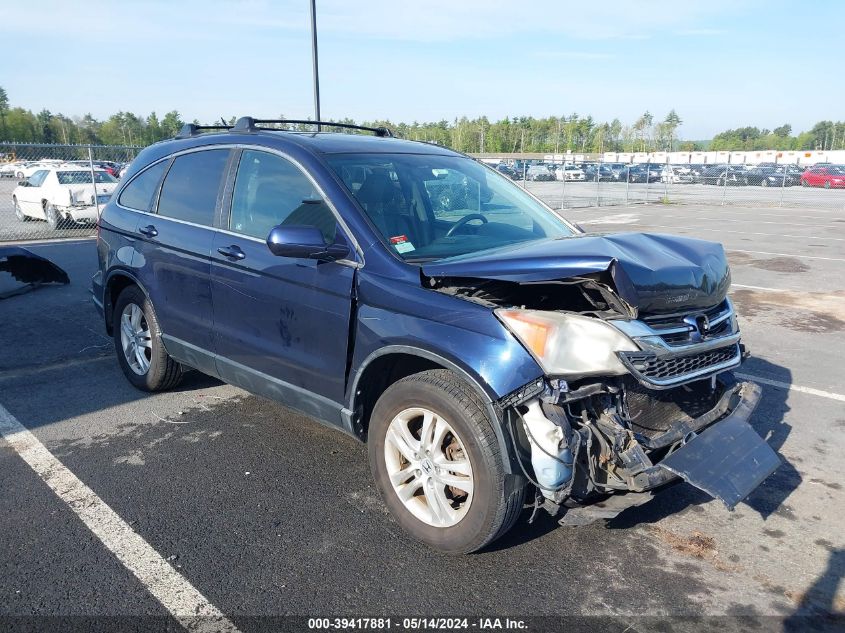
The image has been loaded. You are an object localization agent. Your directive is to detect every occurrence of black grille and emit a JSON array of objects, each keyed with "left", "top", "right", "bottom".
[
  {"left": 623, "top": 345, "right": 740, "bottom": 382},
  {"left": 623, "top": 377, "right": 722, "bottom": 439}
]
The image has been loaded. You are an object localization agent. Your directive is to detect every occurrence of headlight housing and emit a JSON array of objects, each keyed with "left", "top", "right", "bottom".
[{"left": 496, "top": 309, "right": 639, "bottom": 377}]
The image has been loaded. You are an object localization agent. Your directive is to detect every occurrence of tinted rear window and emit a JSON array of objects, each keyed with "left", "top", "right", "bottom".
[
  {"left": 157, "top": 150, "right": 229, "bottom": 226},
  {"left": 118, "top": 161, "right": 168, "bottom": 212}
]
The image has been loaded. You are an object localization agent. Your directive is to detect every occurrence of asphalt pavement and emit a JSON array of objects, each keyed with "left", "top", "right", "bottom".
[{"left": 1, "top": 200, "right": 843, "bottom": 632}]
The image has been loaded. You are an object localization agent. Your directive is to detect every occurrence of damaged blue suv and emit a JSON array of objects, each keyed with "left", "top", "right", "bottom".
[{"left": 93, "top": 117, "right": 780, "bottom": 552}]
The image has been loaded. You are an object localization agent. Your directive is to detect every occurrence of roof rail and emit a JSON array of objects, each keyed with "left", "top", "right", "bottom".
[
  {"left": 232, "top": 117, "right": 393, "bottom": 137},
  {"left": 175, "top": 123, "right": 233, "bottom": 139}
]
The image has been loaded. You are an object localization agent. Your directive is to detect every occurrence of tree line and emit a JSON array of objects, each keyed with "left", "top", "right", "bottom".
[{"left": 0, "top": 86, "right": 842, "bottom": 153}]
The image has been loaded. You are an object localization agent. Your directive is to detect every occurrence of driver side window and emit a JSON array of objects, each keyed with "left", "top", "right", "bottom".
[{"left": 230, "top": 150, "right": 336, "bottom": 242}]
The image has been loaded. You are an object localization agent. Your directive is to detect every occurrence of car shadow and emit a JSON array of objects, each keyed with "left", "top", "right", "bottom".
[{"left": 783, "top": 548, "right": 845, "bottom": 632}]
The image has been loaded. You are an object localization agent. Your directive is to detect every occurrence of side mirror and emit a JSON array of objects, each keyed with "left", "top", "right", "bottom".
[
  {"left": 18, "top": 180, "right": 29, "bottom": 187},
  {"left": 266, "top": 225, "right": 350, "bottom": 262}
]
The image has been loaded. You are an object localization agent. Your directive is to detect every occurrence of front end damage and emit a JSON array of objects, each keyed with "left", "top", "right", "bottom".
[
  {"left": 507, "top": 370, "right": 779, "bottom": 522},
  {"left": 422, "top": 234, "right": 781, "bottom": 522}
]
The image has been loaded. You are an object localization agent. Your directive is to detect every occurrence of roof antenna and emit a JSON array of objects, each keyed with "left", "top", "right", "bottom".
[{"left": 220, "top": 117, "right": 227, "bottom": 126}]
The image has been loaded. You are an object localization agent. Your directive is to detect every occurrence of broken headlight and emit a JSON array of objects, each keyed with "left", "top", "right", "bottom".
[{"left": 496, "top": 309, "right": 638, "bottom": 377}]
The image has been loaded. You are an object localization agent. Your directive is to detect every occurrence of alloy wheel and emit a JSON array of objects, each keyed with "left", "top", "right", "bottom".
[
  {"left": 383, "top": 407, "right": 474, "bottom": 528},
  {"left": 120, "top": 303, "right": 152, "bottom": 375}
]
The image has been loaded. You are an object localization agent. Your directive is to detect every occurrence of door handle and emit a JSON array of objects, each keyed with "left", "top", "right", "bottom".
[
  {"left": 138, "top": 224, "right": 158, "bottom": 237},
  {"left": 217, "top": 245, "right": 246, "bottom": 260}
]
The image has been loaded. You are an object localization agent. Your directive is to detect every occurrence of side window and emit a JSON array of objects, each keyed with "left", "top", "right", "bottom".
[
  {"left": 229, "top": 150, "right": 336, "bottom": 242},
  {"left": 29, "top": 170, "right": 49, "bottom": 187},
  {"left": 157, "top": 149, "right": 229, "bottom": 226},
  {"left": 118, "top": 161, "right": 168, "bottom": 211}
]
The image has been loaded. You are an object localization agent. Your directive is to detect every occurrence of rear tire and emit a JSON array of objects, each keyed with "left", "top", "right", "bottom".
[
  {"left": 368, "top": 369, "right": 525, "bottom": 553},
  {"left": 44, "top": 202, "right": 63, "bottom": 230},
  {"left": 113, "top": 286, "right": 183, "bottom": 392}
]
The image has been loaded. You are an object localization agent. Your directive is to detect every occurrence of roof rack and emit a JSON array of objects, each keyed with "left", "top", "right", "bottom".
[
  {"left": 232, "top": 117, "right": 393, "bottom": 137},
  {"left": 175, "top": 123, "right": 233, "bottom": 139}
]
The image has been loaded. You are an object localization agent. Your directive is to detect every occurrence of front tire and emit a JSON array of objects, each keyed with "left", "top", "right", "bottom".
[
  {"left": 113, "top": 286, "right": 183, "bottom": 392},
  {"left": 369, "top": 369, "right": 525, "bottom": 553}
]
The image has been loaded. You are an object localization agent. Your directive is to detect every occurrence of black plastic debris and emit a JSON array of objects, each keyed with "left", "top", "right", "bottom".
[{"left": 0, "top": 246, "right": 70, "bottom": 299}]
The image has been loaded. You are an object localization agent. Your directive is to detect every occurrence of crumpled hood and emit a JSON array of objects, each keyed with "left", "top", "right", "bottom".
[{"left": 421, "top": 232, "right": 731, "bottom": 315}]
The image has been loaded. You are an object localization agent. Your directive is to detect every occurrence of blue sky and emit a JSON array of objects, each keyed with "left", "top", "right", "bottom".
[{"left": 2, "top": 0, "right": 842, "bottom": 138}]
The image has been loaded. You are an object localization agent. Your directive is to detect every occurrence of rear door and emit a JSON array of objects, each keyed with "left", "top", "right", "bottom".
[
  {"left": 132, "top": 148, "right": 231, "bottom": 374},
  {"left": 17, "top": 170, "right": 49, "bottom": 214},
  {"left": 210, "top": 148, "right": 356, "bottom": 420}
]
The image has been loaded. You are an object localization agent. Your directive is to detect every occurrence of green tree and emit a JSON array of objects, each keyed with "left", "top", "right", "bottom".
[{"left": 0, "top": 86, "right": 9, "bottom": 140}]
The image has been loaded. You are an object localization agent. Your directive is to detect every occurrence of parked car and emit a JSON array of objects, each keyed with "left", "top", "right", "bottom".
[
  {"left": 12, "top": 167, "right": 118, "bottom": 229},
  {"left": 745, "top": 167, "right": 800, "bottom": 187},
  {"left": 584, "top": 164, "right": 624, "bottom": 182},
  {"left": 627, "top": 164, "right": 662, "bottom": 183},
  {"left": 800, "top": 165, "right": 845, "bottom": 188},
  {"left": 526, "top": 165, "right": 555, "bottom": 181},
  {"left": 660, "top": 166, "right": 694, "bottom": 184},
  {"left": 494, "top": 163, "right": 518, "bottom": 180},
  {"left": 699, "top": 165, "right": 748, "bottom": 186},
  {"left": 687, "top": 164, "right": 708, "bottom": 180},
  {"left": 93, "top": 117, "right": 779, "bottom": 553},
  {"left": 555, "top": 164, "right": 586, "bottom": 181}
]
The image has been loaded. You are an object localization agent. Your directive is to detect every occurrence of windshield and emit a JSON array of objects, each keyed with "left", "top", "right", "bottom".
[
  {"left": 56, "top": 170, "right": 117, "bottom": 185},
  {"left": 327, "top": 153, "right": 574, "bottom": 261}
]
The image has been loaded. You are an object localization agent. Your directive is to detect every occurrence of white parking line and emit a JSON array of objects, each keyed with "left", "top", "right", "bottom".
[
  {"left": 657, "top": 215, "right": 843, "bottom": 230},
  {"left": 0, "top": 403, "right": 241, "bottom": 633},
  {"left": 627, "top": 223, "right": 845, "bottom": 242},
  {"left": 732, "top": 283, "right": 787, "bottom": 292},
  {"left": 736, "top": 374, "right": 845, "bottom": 403},
  {"left": 729, "top": 248, "right": 845, "bottom": 262}
]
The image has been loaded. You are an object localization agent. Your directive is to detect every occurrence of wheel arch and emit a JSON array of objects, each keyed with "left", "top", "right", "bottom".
[
  {"left": 103, "top": 269, "right": 152, "bottom": 336},
  {"left": 348, "top": 346, "right": 520, "bottom": 474}
]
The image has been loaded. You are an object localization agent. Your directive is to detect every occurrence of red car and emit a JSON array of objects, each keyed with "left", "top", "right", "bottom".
[{"left": 800, "top": 165, "right": 845, "bottom": 188}]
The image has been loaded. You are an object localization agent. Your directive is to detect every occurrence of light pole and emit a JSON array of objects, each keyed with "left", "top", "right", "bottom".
[{"left": 309, "top": 0, "right": 321, "bottom": 130}]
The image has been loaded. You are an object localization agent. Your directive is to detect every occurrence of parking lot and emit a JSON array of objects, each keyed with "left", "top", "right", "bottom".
[{"left": 1, "top": 196, "right": 844, "bottom": 629}]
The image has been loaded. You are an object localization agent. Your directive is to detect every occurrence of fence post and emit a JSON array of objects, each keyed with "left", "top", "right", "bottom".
[
  {"left": 645, "top": 162, "right": 651, "bottom": 203},
  {"left": 594, "top": 162, "right": 600, "bottom": 207},
  {"left": 559, "top": 164, "right": 567, "bottom": 211},
  {"left": 88, "top": 146, "right": 100, "bottom": 219},
  {"left": 780, "top": 164, "right": 787, "bottom": 208},
  {"left": 625, "top": 164, "right": 630, "bottom": 205},
  {"left": 521, "top": 162, "right": 527, "bottom": 188},
  {"left": 663, "top": 161, "right": 669, "bottom": 201}
]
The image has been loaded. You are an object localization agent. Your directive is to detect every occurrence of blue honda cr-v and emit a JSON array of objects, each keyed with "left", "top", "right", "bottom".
[{"left": 93, "top": 117, "right": 779, "bottom": 552}]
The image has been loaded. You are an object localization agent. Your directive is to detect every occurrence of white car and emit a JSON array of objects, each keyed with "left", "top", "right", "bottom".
[
  {"left": 660, "top": 165, "right": 693, "bottom": 184},
  {"left": 555, "top": 164, "right": 586, "bottom": 181},
  {"left": 0, "top": 162, "right": 26, "bottom": 178},
  {"left": 12, "top": 167, "right": 118, "bottom": 229}
]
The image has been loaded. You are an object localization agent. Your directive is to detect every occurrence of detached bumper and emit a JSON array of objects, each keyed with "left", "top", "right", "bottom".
[
  {"left": 57, "top": 205, "right": 100, "bottom": 222},
  {"left": 626, "top": 381, "right": 781, "bottom": 508}
]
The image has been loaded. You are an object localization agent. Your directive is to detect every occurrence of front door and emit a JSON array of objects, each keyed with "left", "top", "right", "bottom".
[{"left": 210, "top": 149, "right": 356, "bottom": 424}]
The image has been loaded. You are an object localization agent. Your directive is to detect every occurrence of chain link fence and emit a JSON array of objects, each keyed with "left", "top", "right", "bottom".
[
  {"left": 515, "top": 160, "right": 845, "bottom": 212},
  {"left": 0, "top": 143, "right": 142, "bottom": 241},
  {"left": 2, "top": 142, "right": 844, "bottom": 243}
]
